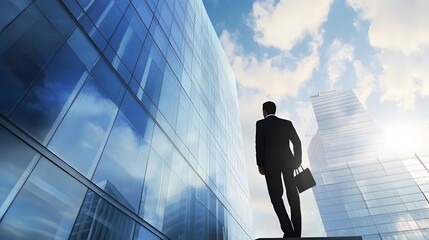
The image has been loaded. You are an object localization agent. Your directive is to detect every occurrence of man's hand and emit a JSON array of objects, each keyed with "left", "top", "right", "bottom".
[
  {"left": 258, "top": 166, "right": 265, "bottom": 175},
  {"left": 293, "top": 157, "right": 301, "bottom": 169}
]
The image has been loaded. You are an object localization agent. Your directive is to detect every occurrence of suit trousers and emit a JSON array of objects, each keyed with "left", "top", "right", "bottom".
[{"left": 265, "top": 169, "right": 301, "bottom": 237}]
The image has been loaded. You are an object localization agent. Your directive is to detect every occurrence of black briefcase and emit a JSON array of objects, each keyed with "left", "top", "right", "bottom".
[{"left": 294, "top": 166, "right": 316, "bottom": 193}]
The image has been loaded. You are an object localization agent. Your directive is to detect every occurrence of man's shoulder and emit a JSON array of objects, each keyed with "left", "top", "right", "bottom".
[
  {"left": 256, "top": 119, "right": 265, "bottom": 129},
  {"left": 257, "top": 117, "right": 293, "bottom": 125},
  {"left": 256, "top": 118, "right": 265, "bottom": 124},
  {"left": 276, "top": 117, "right": 292, "bottom": 124}
]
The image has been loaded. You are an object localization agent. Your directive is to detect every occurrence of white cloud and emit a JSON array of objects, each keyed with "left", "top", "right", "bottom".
[
  {"left": 353, "top": 60, "right": 376, "bottom": 106},
  {"left": 326, "top": 39, "right": 354, "bottom": 87},
  {"left": 378, "top": 48, "right": 429, "bottom": 108},
  {"left": 249, "top": 0, "right": 333, "bottom": 51},
  {"left": 221, "top": 30, "right": 322, "bottom": 101},
  {"left": 347, "top": 0, "right": 429, "bottom": 55},
  {"left": 347, "top": 0, "right": 429, "bottom": 108}
]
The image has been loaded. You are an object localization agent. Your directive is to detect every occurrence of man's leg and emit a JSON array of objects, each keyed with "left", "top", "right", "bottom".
[
  {"left": 283, "top": 170, "right": 301, "bottom": 237},
  {"left": 265, "top": 171, "right": 294, "bottom": 236}
]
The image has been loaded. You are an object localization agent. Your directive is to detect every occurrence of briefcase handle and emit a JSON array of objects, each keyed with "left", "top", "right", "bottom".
[{"left": 294, "top": 165, "right": 305, "bottom": 175}]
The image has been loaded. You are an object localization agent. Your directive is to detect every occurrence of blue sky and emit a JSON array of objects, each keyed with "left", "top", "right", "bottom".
[{"left": 203, "top": 0, "right": 429, "bottom": 238}]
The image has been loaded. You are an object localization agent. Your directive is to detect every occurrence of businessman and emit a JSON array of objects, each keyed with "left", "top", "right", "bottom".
[{"left": 255, "top": 101, "right": 302, "bottom": 238}]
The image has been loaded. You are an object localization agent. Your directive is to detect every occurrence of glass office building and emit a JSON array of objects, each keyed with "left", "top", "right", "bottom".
[
  {"left": 0, "top": 0, "right": 253, "bottom": 239},
  {"left": 306, "top": 90, "right": 429, "bottom": 239}
]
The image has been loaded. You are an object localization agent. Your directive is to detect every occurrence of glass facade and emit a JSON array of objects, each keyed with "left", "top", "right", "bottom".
[
  {"left": 0, "top": 0, "right": 253, "bottom": 239},
  {"left": 306, "top": 91, "right": 429, "bottom": 239}
]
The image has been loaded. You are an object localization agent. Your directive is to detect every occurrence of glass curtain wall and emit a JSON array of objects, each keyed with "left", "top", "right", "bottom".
[
  {"left": 0, "top": 0, "right": 253, "bottom": 239},
  {"left": 306, "top": 90, "right": 429, "bottom": 239}
]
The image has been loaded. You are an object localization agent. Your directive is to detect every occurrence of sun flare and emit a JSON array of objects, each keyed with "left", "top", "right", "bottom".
[{"left": 382, "top": 123, "right": 417, "bottom": 155}]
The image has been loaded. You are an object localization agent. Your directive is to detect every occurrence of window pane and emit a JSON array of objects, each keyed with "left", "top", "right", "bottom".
[
  {"left": 11, "top": 44, "right": 88, "bottom": 143},
  {"left": 92, "top": 111, "right": 150, "bottom": 211},
  {"left": 83, "top": 0, "right": 122, "bottom": 40},
  {"left": 0, "top": 159, "right": 86, "bottom": 239},
  {"left": 140, "top": 150, "right": 167, "bottom": 229},
  {"left": 133, "top": 225, "right": 160, "bottom": 240},
  {"left": 132, "top": 0, "right": 153, "bottom": 28},
  {"left": 162, "top": 170, "right": 187, "bottom": 238},
  {"left": 67, "top": 28, "right": 99, "bottom": 71},
  {"left": 48, "top": 76, "right": 119, "bottom": 177},
  {"left": 35, "top": 0, "right": 75, "bottom": 37},
  {"left": 0, "top": 0, "right": 31, "bottom": 31},
  {"left": 0, "top": 4, "right": 67, "bottom": 116},
  {"left": 69, "top": 190, "right": 135, "bottom": 240},
  {"left": 0, "top": 129, "right": 40, "bottom": 216},
  {"left": 158, "top": 68, "right": 179, "bottom": 127},
  {"left": 109, "top": 15, "right": 143, "bottom": 72}
]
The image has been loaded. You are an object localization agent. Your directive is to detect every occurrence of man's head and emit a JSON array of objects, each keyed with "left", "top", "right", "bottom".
[{"left": 262, "top": 101, "right": 276, "bottom": 117}]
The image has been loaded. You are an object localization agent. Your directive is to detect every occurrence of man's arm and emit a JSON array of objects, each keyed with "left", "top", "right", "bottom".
[
  {"left": 255, "top": 121, "right": 265, "bottom": 174},
  {"left": 290, "top": 122, "right": 302, "bottom": 168}
]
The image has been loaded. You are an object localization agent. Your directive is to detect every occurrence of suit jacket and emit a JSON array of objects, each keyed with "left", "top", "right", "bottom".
[{"left": 256, "top": 116, "right": 302, "bottom": 172}]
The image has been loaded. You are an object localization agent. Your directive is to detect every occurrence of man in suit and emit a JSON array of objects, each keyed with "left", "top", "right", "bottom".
[{"left": 255, "top": 101, "right": 302, "bottom": 238}]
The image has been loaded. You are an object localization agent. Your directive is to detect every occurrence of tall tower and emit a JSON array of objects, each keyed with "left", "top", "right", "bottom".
[
  {"left": 306, "top": 90, "right": 429, "bottom": 239},
  {"left": 0, "top": 0, "right": 252, "bottom": 239}
]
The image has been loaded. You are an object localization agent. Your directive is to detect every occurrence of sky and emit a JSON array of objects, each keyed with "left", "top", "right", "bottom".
[{"left": 202, "top": 0, "right": 429, "bottom": 238}]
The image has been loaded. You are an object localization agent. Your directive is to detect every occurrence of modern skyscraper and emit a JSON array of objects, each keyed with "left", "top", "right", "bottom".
[
  {"left": 306, "top": 90, "right": 429, "bottom": 239},
  {"left": 0, "top": 0, "right": 253, "bottom": 239}
]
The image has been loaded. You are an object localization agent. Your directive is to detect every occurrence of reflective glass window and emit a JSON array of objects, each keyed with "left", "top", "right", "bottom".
[
  {"left": 405, "top": 200, "right": 429, "bottom": 211},
  {"left": 140, "top": 149, "right": 168, "bottom": 229},
  {"left": 77, "top": 14, "right": 107, "bottom": 49},
  {"left": 109, "top": 15, "right": 143, "bottom": 72},
  {"left": 131, "top": 0, "right": 153, "bottom": 28},
  {"left": 134, "top": 46, "right": 152, "bottom": 87},
  {"left": 162, "top": 169, "right": 187, "bottom": 238},
  {"left": 69, "top": 190, "right": 135, "bottom": 240},
  {"left": 48, "top": 76, "right": 119, "bottom": 177},
  {"left": 91, "top": 60, "right": 125, "bottom": 105},
  {"left": 92, "top": 93, "right": 154, "bottom": 211},
  {"left": 35, "top": 0, "right": 75, "bottom": 37},
  {"left": 62, "top": 0, "right": 85, "bottom": 20},
  {"left": 149, "top": 19, "right": 168, "bottom": 55},
  {"left": 157, "top": 1, "right": 173, "bottom": 33},
  {"left": 0, "top": 4, "right": 69, "bottom": 116},
  {"left": 67, "top": 28, "right": 99, "bottom": 70},
  {"left": 158, "top": 68, "right": 179, "bottom": 126},
  {"left": 369, "top": 204, "right": 407, "bottom": 215},
  {"left": 125, "top": 7, "right": 149, "bottom": 43},
  {"left": 11, "top": 44, "right": 88, "bottom": 143},
  {"left": 187, "top": 196, "right": 207, "bottom": 239},
  {"left": 0, "top": 129, "right": 40, "bottom": 217},
  {"left": 133, "top": 225, "right": 160, "bottom": 240},
  {"left": 396, "top": 186, "right": 421, "bottom": 195},
  {"left": 0, "top": 0, "right": 31, "bottom": 31},
  {"left": 411, "top": 209, "right": 429, "bottom": 220},
  {"left": 167, "top": 45, "right": 183, "bottom": 79},
  {"left": 0, "top": 159, "right": 86, "bottom": 239},
  {"left": 151, "top": 125, "right": 173, "bottom": 162},
  {"left": 81, "top": 0, "right": 122, "bottom": 40},
  {"left": 170, "top": 20, "right": 183, "bottom": 54},
  {"left": 143, "top": 59, "right": 164, "bottom": 105}
]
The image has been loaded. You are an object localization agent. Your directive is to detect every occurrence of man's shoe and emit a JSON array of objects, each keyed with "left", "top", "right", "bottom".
[{"left": 282, "top": 233, "right": 295, "bottom": 238}]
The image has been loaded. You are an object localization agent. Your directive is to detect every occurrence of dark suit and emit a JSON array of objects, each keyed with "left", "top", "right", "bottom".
[{"left": 256, "top": 115, "right": 302, "bottom": 237}]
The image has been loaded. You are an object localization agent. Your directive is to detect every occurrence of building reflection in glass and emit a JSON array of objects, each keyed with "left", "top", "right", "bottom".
[{"left": 70, "top": 181, "right": 135, "bottom": 240}]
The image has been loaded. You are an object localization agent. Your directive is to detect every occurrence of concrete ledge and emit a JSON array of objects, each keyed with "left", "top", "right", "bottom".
[{"left": 256, "top": 237, "right": 362, "bottom": 240}]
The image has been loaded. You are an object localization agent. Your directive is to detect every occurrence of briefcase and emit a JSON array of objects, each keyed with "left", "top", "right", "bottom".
[{"left": 294, "top": 166, "right": 316, "bottom": 193}]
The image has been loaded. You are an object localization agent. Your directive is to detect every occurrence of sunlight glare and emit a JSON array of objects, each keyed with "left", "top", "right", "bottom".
[{"left": 382, "top": 123, "right": 417, "bottom": 155}]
